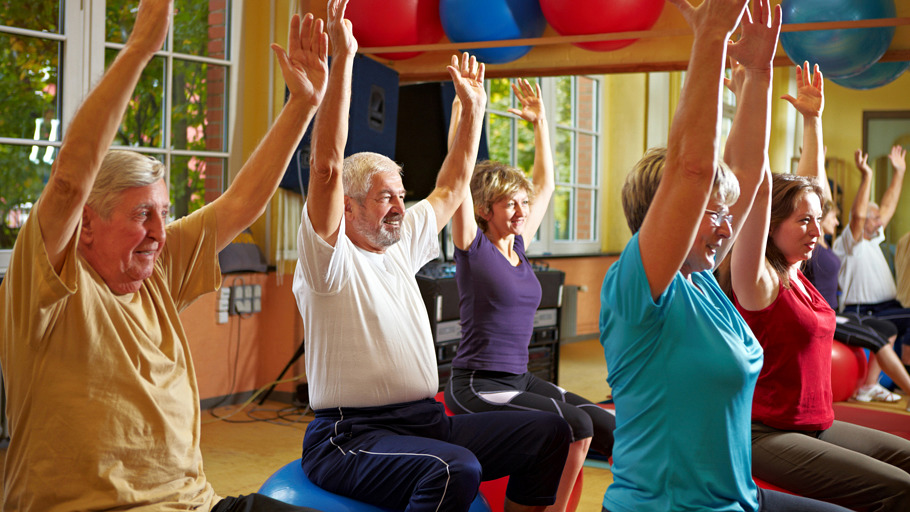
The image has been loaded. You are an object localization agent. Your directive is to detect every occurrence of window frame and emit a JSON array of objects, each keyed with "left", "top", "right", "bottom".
[
  {"left": 0, "top": 0, "right": 242, "bottom": 275},
  {"left": 484, "top": 74, "right": 603, "bottom": 257}
]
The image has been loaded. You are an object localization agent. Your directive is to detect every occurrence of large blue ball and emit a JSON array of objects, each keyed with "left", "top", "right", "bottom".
[
  {"left": 780, "top": 0, "right": 896, "bottom": 79},
  {"left": 831, "top": 60, "right": 910, "bottom": 90},
  {"left": 259, "top": 459, "right": 493, "bottom": 512},
  {"left": 440, "top": 0, "right": 547, "bottom": 64}
]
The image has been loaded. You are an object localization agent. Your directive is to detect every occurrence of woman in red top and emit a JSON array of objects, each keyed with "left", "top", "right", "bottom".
[{"left": 726, "top": 163, "right": 910, "bottom": 509}]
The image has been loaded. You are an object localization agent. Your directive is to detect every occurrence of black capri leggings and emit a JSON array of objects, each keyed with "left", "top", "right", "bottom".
[
  {"left": 834, "top": 312, "right": 897, "bottom": 352},
  {"left": 445, "top": 368, "right": 615, "bottom": 457}
]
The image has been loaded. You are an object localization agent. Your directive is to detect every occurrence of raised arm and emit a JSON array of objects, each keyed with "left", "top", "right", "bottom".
[
  {"left": 36, "top": 0, "right": 172, "bottom": 272},
  {"left": 306, "top": 0, "right": 357, "bottom": 246},
  {"left": 508, "top": 79, "right": 555, "bottom": 243},
  {"left": 211, "top": 11, "right": 328, "bottom": 251},
  {"left": 717, "top": 0, "right": 781, "bottom": 269},
  {"left": 786, "top": 62, "right": 828, "bottom": 200},
  {"left": 849, "top": 149, "right": 874, "bottom": 240},
  {"left": 879, "top": 144, "right": 907, "bottom": 228},
  {"left": 638, "top": 0, "right": 747, "bottom": 299},
  {"left": 447, "top": 95, "right": 479, "bottom": 250},
  {"left": 426, "top": 53, "right": 486, "bottom": 233}
]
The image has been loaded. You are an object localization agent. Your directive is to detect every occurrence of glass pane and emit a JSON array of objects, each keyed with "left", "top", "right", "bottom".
[
  {"left": 107, "top": 50, "right": 166, "bottom": 148},
  {"left": 555, "top": 128, "right": 573, "bottom": 183},
  {"left": 553, "top": 187, "right": 572, "bottom": 241},
  {"left": 577, "top": 77, "right": 596, "bottom": 131},
  {"left": 487, "top": 113, "right": 511, "bottom": 165},
  {"left": 0, "top": 144, "right": 53, "bottom": 248},
  {"left": 0, "top": 34, "right": 61, "bottom": 140},
  {"left": 576, "top": 133, "right": 596, "bottom": 186},
  {"left": 172, "top": 60, "right": 228, "bottom": 152},
  {"left": 555, "top": 76, "right": 572, "bottom": 126},
  {"left": 107, "top": 0, "right": 152, "bottom": 47},
  {"left": 515, "top": 121, "right": 534, "bottom": 174},
  {"left": 1, "top": 2, "right": 61, "bottom": 33},
  {"left": 576, "top": 188, "right": 596, "bottom": 241},
  {"left": 174, "top": 0, "right": 230, "bottom": 58},
  {"left": 170, "top": 155, "right": 225, "bottom": 219},
  {"left": 488, "top": 78, "right": 512, "bottom": 113}
]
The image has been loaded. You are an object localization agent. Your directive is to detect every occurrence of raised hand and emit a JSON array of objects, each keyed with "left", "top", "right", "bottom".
[
  {"left": 855, "top": 149, "right": 873, "bottom": 178},
  {"left": 781, "top": 62, "right": 824, "bottom": 118},
  {"left": 126, "top": 0, "right": 173, "bottom": 56},
  {"left": 889, "top": 145, "right": 907, "bottom": 174},
  {"left": 325, "top": 0, "right": 356, "bottom": 57},
  {"left": 271, "top": 13, "right": 329, "bottom": 107},
  {"left": 507, "top": 78, "right": 545, "bottom": 125},
  {"left": 668, "top": 0, "right": 748, "bottom": 40},
  {"left": 447, "top": 53, "right": 486, "bottom": 115},
  {"left": 727, "top": 0, "right": 781, "bottom": 71}
]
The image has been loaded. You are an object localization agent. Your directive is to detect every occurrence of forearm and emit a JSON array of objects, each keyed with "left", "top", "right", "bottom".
[
  {"left": 724, "top": 69, "right": 772, "bottom": 206},
  {"left": 850, "top": 172, "right": 872, "bottom": 237},
  {"left": 531, "top": 117, "right": 555, "bottom": 198},
  {"left": 666, "top": 34, "right": 728, "bottom": 181},
  {"left": 430, "top": 102, "right": 484, "bottom": 224},
  {"left": 310, "top": 53, "right": 354, "bottom": 181},
  {"left": 213, "top": 97, "right": 318, "bottom": 249},
  {"left": 879, "top": 170, "right": 905, "bottom": 223},
  {"left": 796, "top": 115, "right": 828, "bottom": 199}
]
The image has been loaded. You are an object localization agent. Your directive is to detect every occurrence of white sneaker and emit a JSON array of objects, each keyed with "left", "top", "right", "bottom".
[{"left": 853, "top": 383, "right": 901, "bottom": 403}]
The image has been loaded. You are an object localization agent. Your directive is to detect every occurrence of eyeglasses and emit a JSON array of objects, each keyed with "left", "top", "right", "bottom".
[{"left": 704, "top": 209, "right": 734, "bottom": 228}]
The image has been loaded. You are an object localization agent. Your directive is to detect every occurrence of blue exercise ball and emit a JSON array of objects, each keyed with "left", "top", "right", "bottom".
[
  {"left": 440, "top": 0, "right": 546, "bottom": 64},
  {"left": 779, "top": 0, "right": 896, "bottom": 79},
  {"left": 259, "top": 459, "right": 492, "bottom": 512},
  {"left": 831, "top": 60, "right": 910, "bottom": 90}
]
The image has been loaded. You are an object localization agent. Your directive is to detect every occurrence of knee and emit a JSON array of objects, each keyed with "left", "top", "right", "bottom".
[{"left": 440, "top": 450, "right": 483, "bottom": 499}]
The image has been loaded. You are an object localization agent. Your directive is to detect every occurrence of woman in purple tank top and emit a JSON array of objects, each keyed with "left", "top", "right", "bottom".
[{"left": 442, "top": 78, "right": 615, "bottom": 511}]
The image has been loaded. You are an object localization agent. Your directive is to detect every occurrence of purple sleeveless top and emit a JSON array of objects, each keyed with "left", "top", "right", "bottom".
[
  {"left": 452, "top": 228, "right": 542, "bottom": 374},
  {"left": 805, "top": 244, "right": 840, "bottom": 310}
]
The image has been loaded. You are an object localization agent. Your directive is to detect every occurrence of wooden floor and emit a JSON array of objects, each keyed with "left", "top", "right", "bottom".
[{"left": 6, "top": 337, "right": 909, "bottom": 510}]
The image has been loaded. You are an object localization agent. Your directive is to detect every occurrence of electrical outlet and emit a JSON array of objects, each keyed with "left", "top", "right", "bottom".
[
  {"left": 216, "top": 286, "right": 230, "bottom": 324},
  {"left": 252, "top": 284, "right": 262, "bottom": 313}
]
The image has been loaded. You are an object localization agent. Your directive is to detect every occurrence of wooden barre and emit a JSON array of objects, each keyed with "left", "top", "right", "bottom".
[{"left": 359, "top": 17, "right": 910, "bottom": 55}]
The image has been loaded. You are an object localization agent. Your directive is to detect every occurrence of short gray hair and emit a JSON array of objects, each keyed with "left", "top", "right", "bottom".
[
  {"left": 342, "top": 152, "right": 402, "bottom": 202},
  {"left": 87, "top": 150, "right": 165, "bottom": 218}
]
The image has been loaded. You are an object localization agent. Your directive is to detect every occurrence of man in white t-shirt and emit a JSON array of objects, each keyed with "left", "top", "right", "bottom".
[
  {"left": 835, "top": 145, "right": 910, "bottom": 397},
  {"left": 291, "top": 2, "right": 570, "bottom": 511}
]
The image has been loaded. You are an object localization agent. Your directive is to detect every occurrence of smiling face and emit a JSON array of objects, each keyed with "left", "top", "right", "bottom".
[
  {"left": 345, "top": 170, "right": 406, "bottom": 253},
  {"left": 79, "top": 179, "right": 170, "bottom": 295},
  {"left": 482, "top": 190, "right": 530, "bottom": 239},
  {"left": 864, "top": 204, "right": 883, "bottom": 240},
  {"left": 770, "top": 190, "right": 822, "bottom": 266},
  {"left": 680, "top": 200, "right": 732, "bottom": 277}
]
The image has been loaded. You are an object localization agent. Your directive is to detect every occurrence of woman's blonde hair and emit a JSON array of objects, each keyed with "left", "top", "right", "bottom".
[
  {"left": 621, "top": 147, "right": 740, "bottom": 234},
  {"left": 470, "top": 160, "right": 534, "bottom": 232},
  {"left": 87, "top": 150, "right": 166, "bottom": 219}
]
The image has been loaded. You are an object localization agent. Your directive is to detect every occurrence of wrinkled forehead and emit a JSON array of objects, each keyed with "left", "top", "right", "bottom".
[{"left": 368, "top": 170, "right": 405, "bottom": 193}]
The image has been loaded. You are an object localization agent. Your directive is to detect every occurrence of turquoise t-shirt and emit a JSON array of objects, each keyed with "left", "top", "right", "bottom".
[{"left": 600, "top": 233, "right": 762, "bottom": 512}]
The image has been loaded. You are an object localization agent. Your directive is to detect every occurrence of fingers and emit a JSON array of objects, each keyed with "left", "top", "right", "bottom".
[{"left": 780, "top": 94, "right": 797, "bottom": 107}]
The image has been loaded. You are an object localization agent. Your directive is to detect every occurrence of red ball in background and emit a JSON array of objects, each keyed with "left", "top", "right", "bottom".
[
  {"left": 345, "top": 0, "right": 444, "bottom": 60},
  {"left": 540, "top": 0, "right": 665, "bottom": 52},
  {"left": 830, "top": 340, "right": 868, "bottom": 402}
]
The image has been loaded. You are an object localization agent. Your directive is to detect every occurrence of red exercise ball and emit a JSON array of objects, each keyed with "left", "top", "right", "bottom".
[
  {"left": 540, "top": 0, "right": 665, "bottom": 52},
  {"left": 830, "top": 340, "right": 868, "bottom": 402},
  {"left": 345, "top": 0, "right": 443, "bottom": 60}
]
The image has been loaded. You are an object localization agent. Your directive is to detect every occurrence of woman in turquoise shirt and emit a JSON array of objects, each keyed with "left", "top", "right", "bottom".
[{"left": 599, "top": 0, "right": 846, "bottom": 511}]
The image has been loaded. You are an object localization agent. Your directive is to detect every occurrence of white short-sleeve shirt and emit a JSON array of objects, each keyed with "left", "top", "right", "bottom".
[
  {"left": 292, "top": 200, "right": 440, "bottom": 409},
  {"left": 833, "top": 227, "right": 897, "bottom": 309}
]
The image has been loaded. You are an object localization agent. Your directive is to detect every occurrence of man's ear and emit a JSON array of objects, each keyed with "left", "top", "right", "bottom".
[
  {"left": 80, "top": 206, "right": 96, "bottom": 244},
  {"left": 343, "top": 196, "right": 353, "bottom": 214}
]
